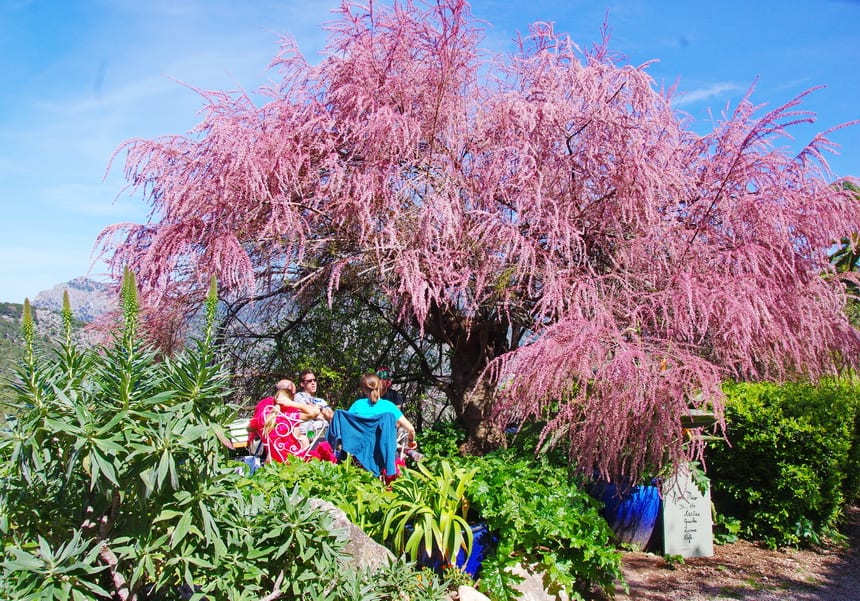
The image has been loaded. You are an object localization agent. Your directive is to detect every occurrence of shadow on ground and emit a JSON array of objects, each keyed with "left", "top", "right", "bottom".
[{"left": 592, "top": 506, "right": 859, "bottom": 601}]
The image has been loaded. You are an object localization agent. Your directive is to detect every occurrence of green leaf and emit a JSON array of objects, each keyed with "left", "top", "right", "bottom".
[
  {"left": 153, "top": 509, "right": 184, "bottom": 523},
  {"left": 89, "top": 449, "right": 119, "bottom": 487},
  {"left": 156, "top": 450, "right": 172, "bottom": 490},
  {"left": 184, "top": 555, "right": 215, "bottom": 568},
  {"left": 172, "top": 511, "right": 193, "bottom": 546},
  {"left": 2, "top": 553, "right": 43, "bottom": 572}
]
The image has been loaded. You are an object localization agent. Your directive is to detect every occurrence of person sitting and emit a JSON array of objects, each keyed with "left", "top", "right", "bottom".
[
  {"left": 376, "top": 366, "right": 405, "bottom": 407},
  {"left": 247, "top": 379, "right": 335, "bottom": 463},
  {"left": 349, "top": 372, "right": 416, "bottom": 444},
  {"left": 325, "top": 372, "right": 417, "bottom": 479},
  {"left": 293, "top": 369, "right": 333, "bottom": 439},
  {"left": 326, "top": 373, "right": 415, "bottom": 481}
]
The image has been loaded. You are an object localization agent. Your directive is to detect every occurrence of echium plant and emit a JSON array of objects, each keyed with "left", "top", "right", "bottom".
[
  {"left": 18, "top": 298, "right": 37, "bottom": 396},
  {"left": 120, "top": 266, "right": 139, "bottom": 347},
  {"left": 62, "top": 290, "right": 74, "bottom": 348},
  {"left": 0, "top": 271, "right": 366, "bottom": 601},
  {"left": 52, "top": 290, "right": 92, "bottom": 392}
]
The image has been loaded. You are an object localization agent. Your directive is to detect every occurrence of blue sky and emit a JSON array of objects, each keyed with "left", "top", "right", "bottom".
[{"left": 1, "top": 0, "right": 858, "bottom": 303}]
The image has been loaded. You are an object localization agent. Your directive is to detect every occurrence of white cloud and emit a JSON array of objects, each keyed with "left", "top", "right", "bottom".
[{"left": 673, "top": 82, "right": 744, "bottom": 107}]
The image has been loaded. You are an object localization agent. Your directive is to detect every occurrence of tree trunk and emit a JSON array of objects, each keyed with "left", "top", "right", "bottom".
[
  {"left": 458, "top": 377, "right": 506, "bottom": 454},
  {"left": 426, "top": 305, "right": 512, "bottom": 453}
]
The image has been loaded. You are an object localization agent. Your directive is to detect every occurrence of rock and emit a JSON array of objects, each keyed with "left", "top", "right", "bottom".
[
  {"left": 33, "top": 277, "right": 115, "bottom": 323},
  {"left": 308, "top": 498, "right": 394, "bottom": 571},
  {"left": 509, "top": 564, "right": 570, "bottom": 601},
  {"left": 458, "top": 584, "right": 492, "bottom": 600}
]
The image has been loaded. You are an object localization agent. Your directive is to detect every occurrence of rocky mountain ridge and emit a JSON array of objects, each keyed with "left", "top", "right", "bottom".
[
  {"left": 1, "top": 278, "right": 115, "bottom": 402},
  {"left": 31, "top": 277, "right": 116, "bottom": 323}
]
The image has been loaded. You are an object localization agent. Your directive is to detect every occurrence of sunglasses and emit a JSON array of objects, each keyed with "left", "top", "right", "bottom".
[{"left": 302, "top": 378, "right": 316, "bottom": 384}]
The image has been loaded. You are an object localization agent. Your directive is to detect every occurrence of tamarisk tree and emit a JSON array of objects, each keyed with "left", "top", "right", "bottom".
[{"left": 99, "top": 0, "right": 860, "bottom": 481}]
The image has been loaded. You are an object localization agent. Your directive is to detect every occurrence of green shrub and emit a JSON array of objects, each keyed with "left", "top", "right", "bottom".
[
  {"left": 248, "top": 439, "right": 624, "bottom": 600},
  {"left": 398, "top": 421, "right": 623, "bottom": 599},
  {"left": 463, "top": 451, "right": 623, "bottom": 601},
  {"left": 329, "top": 557, "right": 451, "bottom": 601},
  {"left": 381, "top": 460, "right": 477, "bottom": 565},
  {"left": 706, "top": 379, "right": 860, "bottom": 547},
  {"left": 242, "top": 455, "right": 394, "bottom": 540},
  {"left": 844, "top": 400, "right": 860, "bottom": 504},
  {"left": 418, "top": 419, "right": 467, "bottom": 459}
]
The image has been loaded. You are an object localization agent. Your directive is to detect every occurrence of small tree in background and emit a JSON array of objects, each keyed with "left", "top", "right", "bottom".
[{"left": 99, "top": 0, "right": 860, "bottom": 482}]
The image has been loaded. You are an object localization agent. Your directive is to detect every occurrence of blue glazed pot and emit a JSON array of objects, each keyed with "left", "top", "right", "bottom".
[
  {"left": 592, "top": 481, "right": 661, "bottom": 550},
  {"left": 419, "top": 522, "right": 497, "bottom": 578},
  {"left": 456, "top": 522, "right": 496, "bottom": 577}
]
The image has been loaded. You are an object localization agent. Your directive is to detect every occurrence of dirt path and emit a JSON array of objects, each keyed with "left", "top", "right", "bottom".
[{"left": 601, "top": 506, "right": 860, "bottom": 601}]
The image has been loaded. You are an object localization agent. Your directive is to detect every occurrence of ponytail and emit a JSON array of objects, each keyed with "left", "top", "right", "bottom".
[
  {"left": 262, "top": 404, "right": 280, "bottom": 437},
  {"left": 360, "top": 372, "right": 382, "bottom": 404}
]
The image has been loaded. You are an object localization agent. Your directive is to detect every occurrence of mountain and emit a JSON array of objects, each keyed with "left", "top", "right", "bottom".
[
  {"left": 0, "top": 301, "right": 74, "bottom": 407},
  {"left": 32, "top": 277, "right": 116, "bottom": 323},
  {"left": 1, "top": 278, "right": 113, "bottom": 408}
]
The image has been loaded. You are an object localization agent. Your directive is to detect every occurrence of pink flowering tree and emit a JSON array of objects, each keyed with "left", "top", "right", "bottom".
[{"left": 98, "top": 0, "right": 860, "bottom": 481}]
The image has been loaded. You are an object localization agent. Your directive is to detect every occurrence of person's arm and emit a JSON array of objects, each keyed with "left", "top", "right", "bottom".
[
  {"left": 397, "top": 415, "right": 416, "bottom": 444},
  {"left": 296, "top": 403, "right": 322, "bottom": 421},
  {"left": 311, "top": 397, "right": 334, "bottom": 421},
  {"left": 278, "top": 400, "right": 323, "bottom": 420}
]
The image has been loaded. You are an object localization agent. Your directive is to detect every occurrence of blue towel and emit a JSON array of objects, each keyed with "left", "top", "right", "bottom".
[{"left": 326, "top": 410, "right": 397, "bottom": 476}]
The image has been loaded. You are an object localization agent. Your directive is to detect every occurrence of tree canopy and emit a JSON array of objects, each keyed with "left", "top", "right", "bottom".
[{"left": 98, "top": 0, "right": 860, "bottom": 482}]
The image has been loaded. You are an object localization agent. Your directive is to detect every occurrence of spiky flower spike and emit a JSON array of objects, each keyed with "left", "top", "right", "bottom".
[
  {"left": 119, "top": 267, "right": 139, "bottom": 347},
  {"left": 62, "top": 290, "right": 74, "bottom": 348},
  {"left": 204, "top": 274, "right": 218, "bottom": 344},
  {"left": 21, "top": 298, "right": 34, "bottom": 367}
]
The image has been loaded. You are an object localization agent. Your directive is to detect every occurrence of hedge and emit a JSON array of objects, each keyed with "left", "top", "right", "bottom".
[{"left": 706, "top": 379, "right": 860, "bottom": 547}]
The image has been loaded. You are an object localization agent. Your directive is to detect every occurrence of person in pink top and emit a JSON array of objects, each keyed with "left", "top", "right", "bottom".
[{"left": 247, "top": 379, "right": 335, "bottom": 463}]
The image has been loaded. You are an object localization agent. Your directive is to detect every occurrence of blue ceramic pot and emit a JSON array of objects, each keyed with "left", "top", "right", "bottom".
[
  {"left": 457, "top": 522, "right": 496, "bottom": 577},
  {"left": 419, "top": 522, "right": 497, "bottom": 578},
  {"left": 592, "top": 481, "right": 661, "bottom": 550}
]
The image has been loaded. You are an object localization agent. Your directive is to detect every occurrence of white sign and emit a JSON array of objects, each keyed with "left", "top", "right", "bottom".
[{"left": 662, "top": 466, "right": 714, "bottom": 557}]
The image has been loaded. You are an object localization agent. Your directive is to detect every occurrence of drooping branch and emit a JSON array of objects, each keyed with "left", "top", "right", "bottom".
[{"left": 99, "top": 0, "right": 860, "bottom": 481}]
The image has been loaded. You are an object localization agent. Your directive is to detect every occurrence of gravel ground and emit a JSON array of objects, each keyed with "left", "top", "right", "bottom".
[{"left": 600, "top": 506, "right": 860, "bottom": 601}]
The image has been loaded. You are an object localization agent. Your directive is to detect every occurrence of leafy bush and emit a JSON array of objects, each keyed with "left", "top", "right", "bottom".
[
  {"left": 249, "top": 437, "right": 624, "bottom": 600},
  {"left": 463, "top": 451, "right": 623, "bottom": 601},
  {"left": 706, "top": 379, "right": 860, "bottom": 548},
  {"left": 390, "top": 420, "right": 624, "bottom": 599},
  {"left": 242, "top": 455, "right": 394, "bottom": 540},
  {"left": 844, "top": 401, "right": 860, "bottom": 504},
  {"left": 245, "top": 456, "right": 486, "bottom": 598},
  {"left": 329, "top": 556, "right": 451, "bottom": 601},
  {"left": 249, "top": 456, "right": 474, "bottom": 563},
  {"left": 178, "top": 485, "right": 348, "bottom": 600},
  {"left": 417, "top": 418, "right": 468, "bottom": 459}
]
